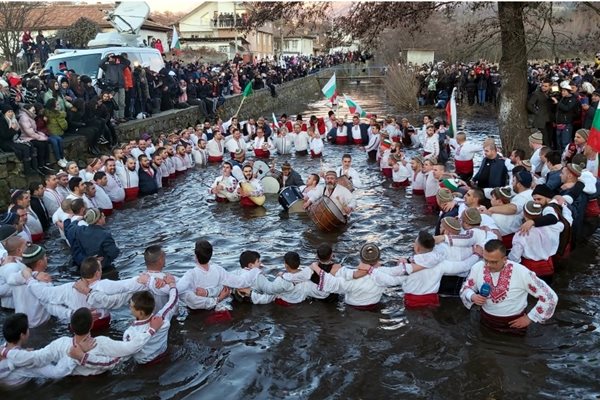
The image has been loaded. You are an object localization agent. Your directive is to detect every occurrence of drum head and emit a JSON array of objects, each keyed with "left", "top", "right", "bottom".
[
  {"left": 288, "top": 200, "right": 306, "bottom": 213},
  {"left": 262, "top": 177, "right": 281, "bottom": 194},
  {"left": 337, "top": 176, "right": 355, "bottom": 192},
  {"left": 253, "top": 160, "right": 270, "bottom": 180},
  {"left": 322, "top": 196, "right": 346, "bottom": 222}
]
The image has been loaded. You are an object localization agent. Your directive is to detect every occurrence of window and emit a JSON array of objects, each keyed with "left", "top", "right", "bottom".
[
  {"left": 290, "top": 40, "right": 298, "bottom": 50},
  {"left": 218, "top": 45, "right": 229, "bottom": 53}
]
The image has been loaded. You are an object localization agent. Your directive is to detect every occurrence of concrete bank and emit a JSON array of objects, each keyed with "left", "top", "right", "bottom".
[{"left": 0, "top": 71, "right": 326, "bottom": 209}]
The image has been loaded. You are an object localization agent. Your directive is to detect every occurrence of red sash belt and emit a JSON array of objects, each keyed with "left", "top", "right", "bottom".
[
  {"left": 392, "top": 136, "right": 400, "bottom": 143},
  {"left": 240, "top": 196, "right": 256, "bottom": 207},
  {"left": 169, "top": 173, "right": 176, "bottom": 179},
  {"left": 335, "top": 136, "right": 348, "bottom": 145},
  {"left": 501, "top": 233, "right": 514, "bottom": 250},
  {"left": 275, "top": 298, "right": 293, "bottom": 307},
  {"left": 310, "top": 150, "right": 322, "bottom": 158},
  {"left": 124, "top": 187, "right": 139, "bottom": 202},
  {"left": 521, "top": 257, "right": 554, "bottom": 277},
  {"left": 480, "top": 309, "right": 526, "bottom": 335},
  {"left": 423, "top": 151, "right": 431, "bottom": 157},
  {"left": 175, "top": 170, "right": 184, "bottom": 176},
  {"left": 102, "top": 208, "right": 113, "bottom": 217},
  {"left": 91, "top": 315, "right": 111, "bottom": 332},
  {"left": 296, "top": 150, "right": 308, "bottom": 156},
  {"left": 349, "top": 303, "right": 380, "bottom": 311},
  {"left": 112, "top": 201, "right": 124, "bottom": 210},
  {"left": 404, "top": 293, "right": 440, "bottom": 308},
  {"left": 208, "top": 155, "right": 223, "bottom": 163},
  {"left": 30, "top": 232, "right": 44, "bottom": 243},
  {"left": 455, "top": 159, "right": 474, "bottom": 175},
  {"left": 215, "top": 196, "right": 229, "bottom": 203},
  {"left": 205, "top": 310, "right": 232, "bottom": 324},
  {"left": 412, "top": 188, "right": 425, "bottom": 195},
  {"left": 254, "top": 149, "right": 270, "bottom": 159},
  {"left": 392, "top": 180, "right": 410, "bottom": 188},
  {"left": 353, "top": 138, "right": 363, "bottom": 144},
  {"left": 585, "top": 199, "right": 600, "bottom": 218},
  {"left": 143, "top": 350, "right": 168, "bottom": 366},
  {"left": 381, "top": 168, "right": 392, "bottom": 178}
]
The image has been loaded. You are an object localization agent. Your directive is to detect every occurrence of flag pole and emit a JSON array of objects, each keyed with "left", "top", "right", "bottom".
[{"left": 234, "top": 97, "right": 246, "bottom": 117}]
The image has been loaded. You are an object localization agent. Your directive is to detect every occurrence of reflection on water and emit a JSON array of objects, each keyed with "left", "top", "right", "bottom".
[{"left": 2, "top": 83, "right": 600, "bottom": 399}]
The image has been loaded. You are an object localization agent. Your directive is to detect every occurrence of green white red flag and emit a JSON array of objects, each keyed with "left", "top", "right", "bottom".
[
  {"left": 321, "top": 73, "right": 337, "bottom": 102},
  {"left": 344, "top": 94, "right": 367, "bottom": 117},
  {"left": 588, "top": 100, "right": 600, "bottom": 153}
]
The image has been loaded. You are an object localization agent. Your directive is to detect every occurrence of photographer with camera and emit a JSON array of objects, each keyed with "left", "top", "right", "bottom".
[{"left": 98, "top": 53, "right": 130, "bottom": 123}]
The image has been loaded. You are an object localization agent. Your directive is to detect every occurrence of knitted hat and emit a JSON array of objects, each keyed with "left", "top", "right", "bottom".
[
  {"left": 524, "top": 201, "right": 543, "bottom": 217},
  {"left": 462, "top": 207, "right": 481, "bottom": 225},
  {"left": 521, "top": 160, "right": 532, "bottom": 170},
  {"left": 493, "top": 186, "right": 513, "bottom": 201},
  {"left": 84, "top": 208, "right": 103, "bottom": 225},
  {"left": 141, "top": 133, "right": 151, "bottom": 141},
  {"left": 442, "top": 178, "right": 460, "bottom": 192},
  {"left": 234, "top": 149, "right": 244, "bottom": 159},
  {"left": 515, "top": 170, "right": 533, "bottom": 188},
  {"left": 528, "top": 131, "right": 543, "bottom": 144},
  {"left": 22, "top": 244, "right": 46, "bottom": 265},
  {"left": 56, "top": 170, "right": 68, "bottom": 178},
  {"left": 532, "top": 184, "right": 554, "bottom": 199},
  {"left": 576, "top": 129, "right": 589, "bottom": 141},
  {"left": 0, "top": 212, "right": 19, "bottom": 225},
  {"left": 566, "top": 163, "right": 582, "bottom": 177},
  {"left": 392, "top": 153, "right": 403, "bottom": 162},
  {"left": 1, "top": 104, "right": 13, "bottom": 114},
  {"left": 360, "top": 243, "right": 380, "bottom": 264},
  {"left": 412, "top": 155, "right": 424, "bottom": 165},
  {"left": 441, "top": 216, "right": 461, "bottom": 232},
  {"left": 381, "top": 139, "right": 392, "bottom": 148},
  {"left": 0, "top": 225, "right": 17, "bottom": 240},
  {"left": 325, "top": 170, "right": 337, "bottom": 178},
  {"left": 436, "top": 188, "right": 454, "bottom": 204}
]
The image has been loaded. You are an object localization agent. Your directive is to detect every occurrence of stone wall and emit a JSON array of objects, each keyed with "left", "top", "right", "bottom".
[{"left": 0, "top": 71, "right": 326, "bottom": 209}]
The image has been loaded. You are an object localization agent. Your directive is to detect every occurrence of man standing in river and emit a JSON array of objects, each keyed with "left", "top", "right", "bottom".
[{"left": 459, "top": 240, "right": 557, "bottom": 334}]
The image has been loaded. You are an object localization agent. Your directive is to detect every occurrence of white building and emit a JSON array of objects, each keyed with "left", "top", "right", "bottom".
[{"left": 274, "top": 36, "right": 316, "bottom": 57}]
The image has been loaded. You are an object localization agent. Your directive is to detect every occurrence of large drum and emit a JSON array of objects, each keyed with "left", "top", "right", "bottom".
[
  {"left": 337, "top": 175, "right": 354, "bottom": 192},
  {"left": 308, "top": 196, "right": 347, "bottom": 232},
  {"left": 261, "top": 177, "right": 280, "bottom": 194},
  {"left": 253, "top": 160, "right": 271, "bottom": 180},
  {"left": 278, "top": 186, "right": 305, "bottom": 213},
  {"left": 239, "top": 182, "right": 265, "bottom": 206}
]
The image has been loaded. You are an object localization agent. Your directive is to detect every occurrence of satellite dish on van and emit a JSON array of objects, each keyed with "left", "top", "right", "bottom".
[
  {"left": 87, "top": 1, "right": 150, "bottom": 47},
  {"left": 107, "top": 1, "right": 150, "bottom": 35}
]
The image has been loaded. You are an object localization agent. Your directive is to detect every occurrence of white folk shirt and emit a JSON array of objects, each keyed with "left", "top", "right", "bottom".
[
  {"left": 423, "top": 134, "right": 440, "bottom": 158},
  {"left": 424, "top": 171, "right": 439, "bottom": 198},
  {"left": 379, "top": 149, "right": 391, "bottom": 171},
  {"left": 105, "top": 173, "right": 125, "bottom": 203},
  {"left": 531, "top": 147, "right": 543, "bottom": 174},
  {"left": 43, "top": 188, "right": 63, "bottom": 216},
  {"left": 251, "top": 276, "right": 327, "bottom": 304},
  {"left": 337, "top": 166, "right": 362, "bottom": 188},
  {"left": 0, "top": 354, "right": 77, "bottom": 386},
  {"left": 207, "top": 138, "right": 225, "bottom": 157},
  {"left": 7, "top": 272, "right": 72, "bottom": 328},
  {"left": 273, "top": 135, "right": 294, "bottom": 155},
  {"left": 178, "top": 264, "right": 261, "bottom": 310},
  {"left": 28, "top": 277, "right": 145, "bottom": 319},
  {"left": 252, "top": 136, "right": 274, "bottom": 152},
  {"left": 123, "top": 287, "right": 178, "bottom": 364},
  {"left": 336, "top": 125, "right": 348, "bottom": 138},
  {"left": 411, "top": 170, "right": 426, "bottom": 191},
  {"left": 365, "top": 133, "right": 380, "bottom": 152},
  {"left": 174, "top": 154, "right": 187, "bottom": 172},
  {"left": 193, "top": 148, "right": 208, "bottom": 166},
  {"left": 210, "top": 175, "right": 238, "bottom": 200},
  {"left": 392, "top": 163, "right": 411, "bottom": 183},
  {"left": 312, "top": 184, "right": 356, "bottom": 214},
  {"left": 310, "top": 137, "right": 324, "bottom": 155},
  {"left": 292, "top": 131, "right": 310, "bottom": 151},
  {"left": 117, "top": 168, "right": 139, "bottom": 189},
  {"left": 350, "top": 124, "right": 362, "bottom": 141},
  {"left": 166, "top": 157, "right": 176, "bottom": 175},
  {"left": 445, "top": 227, "right": 496, "bottom": 249},
  {"left": 93, "top": 184, "right": 114, "bottom": 211},
  {"left": 225, "top": 136, "right": 248, "bottom": 154},
  {"left": 509, "top": 223, "right": 562, "bottom": 262},
  {"left": 317, "top": 267, "right": 385, "bottom": 306},
  {"left": 0, "top": 261, "right": 25, "bottom": 308},
  {"left": 449, "top": 140, "right": 482, "bottom": 161},
  {"left": 56, "top": 185, "right": 70, "bottom": 200},
  {"left": 460, "top": 261, "right": 558, "bottom": 322},
  {"left": 457, "top": 202, "right": 500, "bottom": 232},
  {"left": 240, "top": 178, "right": 264, "bottom": 197}
]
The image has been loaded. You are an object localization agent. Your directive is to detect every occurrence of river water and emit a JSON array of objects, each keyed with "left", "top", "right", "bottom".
[{"left": 3, "top": 82, "right": 600, "bottom": 399}]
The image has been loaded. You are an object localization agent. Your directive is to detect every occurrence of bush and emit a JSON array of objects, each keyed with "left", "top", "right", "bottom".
[{"left": 385, "top": 63, "right": 419, "bottom": 111}]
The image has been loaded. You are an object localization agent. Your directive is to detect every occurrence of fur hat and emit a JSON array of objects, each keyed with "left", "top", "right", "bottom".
[
  {"left": 524, "top": 201, "right": 543, "bottom": 217},
  {"left": 528, "top": 131, "right": 543, "bottom": 145},
  {"left": 0, "top": 225, "right": 17, "bottom": 240},
  {"left": 84, "top": 208, "right": 103, "bottom": 225},
  {"left": 532, "top": 184, "right": 554, "bottom": 199},
  {"left": 442, "top": 178, "right": 460, "bottom": 192},
  {"left": 515, "top": 170, "right": 533, "bottom": 188},
  {"left": 22, "top": 244, "right": 46, "bottom": 265},
  {"left": 462, "top": 207, "right": 481, "bottom": 226},
  {"left": 360, "top": 243, "right": 380, "bottom": 264},
  {"left": 0, "top": 212, "right": 19, "bottom": 225},
  {"left": 436, "top": 188, "right": 454, "bottom": 204},
  {"left": 441, "top": 216, "right": 461, "bottom": 232}
]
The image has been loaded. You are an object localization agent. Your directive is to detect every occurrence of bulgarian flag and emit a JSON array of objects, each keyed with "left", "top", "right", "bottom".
[
  {"left": 344, "top": 94, "right": 367, "bottom": 117},
  {"left": 171, "top": 26, "right": 181, "bottom": 51},
  {"left": 321, "top": 73, "right": 337, "bottom": 103},
  {"left": 589, "top": 101, "right": 600, "bottom": 153},
  {"left": 272, "top": 112, "right": 280, "bottom": 129},
  {"left": 445, "top": 87, "right": 457, "bottom": 138}
]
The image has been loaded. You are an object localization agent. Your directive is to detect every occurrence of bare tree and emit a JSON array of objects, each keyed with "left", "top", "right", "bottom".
[
  {"left": 0, "top": 2, "right": 46, "bottom": 65},
  {"left": 56, "top": 17, "right": 100, "bottom": 49}
]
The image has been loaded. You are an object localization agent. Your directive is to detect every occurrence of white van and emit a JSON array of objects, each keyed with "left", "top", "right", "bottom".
[{"left": 44, "top": 46, "right": 165, "bottom": 80}]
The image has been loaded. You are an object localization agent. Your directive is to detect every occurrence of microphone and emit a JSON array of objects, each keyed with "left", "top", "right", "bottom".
[{"left": 480, "top": 283, "right": 491, "bottom": 297}]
